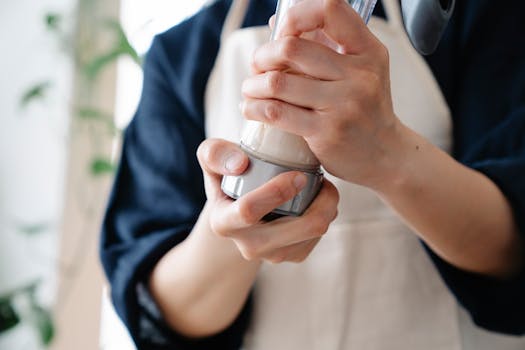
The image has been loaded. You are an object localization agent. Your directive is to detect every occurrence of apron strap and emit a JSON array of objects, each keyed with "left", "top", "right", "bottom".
[
  {"left": 221, "top": 0, "right": 250, "bottom": 43},
  {"left": 382, "top": 0, "right": 404, "bottom": 30}
]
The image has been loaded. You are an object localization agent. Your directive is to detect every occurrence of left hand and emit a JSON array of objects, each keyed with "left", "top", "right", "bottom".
[{"left": 241, "top": 0, "right": 403, "bottom": 190}]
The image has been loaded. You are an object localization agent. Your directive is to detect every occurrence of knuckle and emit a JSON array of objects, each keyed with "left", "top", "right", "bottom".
[
  {"left": 237, "top": 201, "right": 259, "bottom": 226},
  {"left": 265, "top": 101, "right": 284, "bottom": 122},
  {"left": 319, "top": 221, "right": 330, "bottom": 235},
  {"left": 332, "top": 199, "right": 341, "bottom": 216},
  {"left": 324, "top": 208, "right": 338, "bottom": 226},
  {"left": 280, "top": 36, "right": 302, "bottom": 63},
  {"left": 266, "top": 71, "right": 286, "bottom": 96},
  {"left": 332, "top": 186, "right": 341, "bottom": 204},
  {"left": 265, "top": 101, "right": 285, "bottom": 122},
  {"left": 267, "top": 182, "right": 294, "bottom": 203},
  {"left": 239, "top": 243, "right": 259, "bottom": 261},
  {"left": 332, "top": 209, "right": 339, "bottom": 222},
  {"left": 209, "top": 216, "right": 229, "bottom": 238},
  {"left": 197, "top": 139, "right": 221, "bottom": 167},
  {"left": 196, "top": 140, "right": 210, "bottom": 164}
]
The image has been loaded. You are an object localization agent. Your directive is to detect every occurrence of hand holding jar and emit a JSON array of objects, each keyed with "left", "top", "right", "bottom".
[{"left": 241, "top": 0, "right": 402, "bottom": 192}]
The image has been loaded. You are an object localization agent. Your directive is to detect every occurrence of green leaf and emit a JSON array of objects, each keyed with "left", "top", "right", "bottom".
[
  {"left": 20, "top": 81, "right": 52, "bottom": 108},
  {"left": 44, "top": 13, "right": 61, "bottom": 31},
  {"left": 103, "top": 19, "right": 142, "bottom": 65},
  {"left": 84, "top": 50, "right": 121, "bottom": 80},
  {"left": 0, "top": 298, "right": 20, "bottom": 333},
  {"left": 77, "top": 107, "right": 111, "bottom": 121},
  {"left": 77, "top": 107, "right": 120, "bottom": 134},
  {"left": 90, "top": 157, "right": 116, "bottom": 176},
  {"left": 17, "top": 223, "right": 52, "bottom": 236},
  {"left": 29, "top": 305, "right": 54, "bottom": 346},
  {"left": 83, "top": 18, "right": 142, "bottom": 80}
]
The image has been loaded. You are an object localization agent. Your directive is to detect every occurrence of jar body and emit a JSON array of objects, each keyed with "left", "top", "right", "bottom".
[{"left": 222, "top": 0, "right": 378, "bottom": 216}]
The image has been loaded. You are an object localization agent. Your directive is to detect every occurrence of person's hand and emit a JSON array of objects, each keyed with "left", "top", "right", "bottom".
[
  {"left": 241, "top": 0, "right": 403, "bottom": 190},
  {"left": 196, "top": 138, "right": 339, "bottom": 263}
]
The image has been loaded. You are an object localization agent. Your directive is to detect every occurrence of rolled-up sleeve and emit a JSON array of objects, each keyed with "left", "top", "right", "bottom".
[
  {"left": 424, "top": 1, "right": 525, "bottom": 336},
  {"left": 426, "top": 116, "right": 525, "bottom": 334},
  {"left": 100, "top": 1, "right": 253, "bottom": 348}
]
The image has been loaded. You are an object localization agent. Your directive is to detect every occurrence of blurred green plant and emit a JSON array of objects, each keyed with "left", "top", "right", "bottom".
[
  {"left": 44, "top": 13, "right": 62, "bottom": 32},
  {"left": 0, "top": 299, "right": 20, "bottom": 333},
  {"left": 0, "top": 281, "right": 54, "bottom": 346},
  {"left": 84, "top": 19, "right": 142, "bottom": 80},
  {"left": 1, "top": 8, "right": 142, "bottom": 348},
  {"left": 91, "top": 157, "right": 118, "bottom": 176},
  {"left": 17, "top": 223, "right": 52, "bottom": 236},
  {"left": 20, "top": 82, "right": 52, "bottom": 109},
  {"left": 76, "top": 106, "right": 120, "bottom": 135}
]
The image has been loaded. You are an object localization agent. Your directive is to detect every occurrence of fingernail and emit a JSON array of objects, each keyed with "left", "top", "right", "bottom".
[
  {"left": 225, "top": 152, "right": 245, "bottom": 172},
  {"left": 239, "top": 101, "right": 245, "bottom": 113},
  {"left": 293, "top": 174, "right": 307, "bottom": 190}
]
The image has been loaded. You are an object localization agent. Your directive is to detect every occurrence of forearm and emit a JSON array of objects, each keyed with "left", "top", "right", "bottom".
[
  {"left": 149, "top": 203, "right": 260, "bottom": 338},
  {"left": 376, "top": 123, "right": 523, "bottom": 278}
]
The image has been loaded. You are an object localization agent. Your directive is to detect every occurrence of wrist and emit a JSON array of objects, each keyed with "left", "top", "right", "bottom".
[
  {"left": 367, "top": 120, "right": 422, "bottom": 197},
  {"left": 148, "top": 202, "right": 260, "bottom": 337}
]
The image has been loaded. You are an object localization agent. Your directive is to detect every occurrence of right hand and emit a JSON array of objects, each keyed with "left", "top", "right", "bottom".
[{"left": 197, "top": 138, "right": 339, "bottom": 263}]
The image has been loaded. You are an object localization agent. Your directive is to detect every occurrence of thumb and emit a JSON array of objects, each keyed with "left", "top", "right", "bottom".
[{"left": 196, "top": 138, "right": 250, "bottom": 197}]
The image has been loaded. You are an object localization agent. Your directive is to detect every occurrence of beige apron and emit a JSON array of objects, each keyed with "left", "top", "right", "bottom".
[{"left": 205, "top": 0, "right": 525, "bottom": 349}]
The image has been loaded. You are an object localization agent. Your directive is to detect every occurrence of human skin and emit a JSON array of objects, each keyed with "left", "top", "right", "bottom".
[
  {"left": 150, "top": 0, "right": 523, "bottom": 338},
  {"left": 149, "top": 138, "right": 339, "bottom": 337}
]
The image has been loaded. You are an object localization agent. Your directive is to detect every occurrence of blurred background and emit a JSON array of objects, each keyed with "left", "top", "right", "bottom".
[{"left": 0, "top": 0, "right": 207, "bottom": 349}]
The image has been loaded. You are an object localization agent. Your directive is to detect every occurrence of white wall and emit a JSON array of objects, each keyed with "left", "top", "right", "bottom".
[
  {"left": 0, "top": 1, "right": 207, "bottom": 348},
  {"left": 115, "top": 0, "right": 208, "bottom": 129},
  {"left": 0, "top": 0, "right": 75, "bottom": 348}
]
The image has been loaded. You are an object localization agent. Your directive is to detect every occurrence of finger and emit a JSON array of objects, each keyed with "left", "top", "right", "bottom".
[
  {"left": 269, "top": 14, "right": 276, "bottom": 30},
  {"left": 264, "top": 237, "right": 321, "bottom": 264},
  {"left": 234, "top": 179, "right": 339, "bottom": 257},
  {"left": 197, "top": 139, "right": 249, "bottom": 178},
  {"left": 252, "top": 36, "right": 348, "bottom": 80},
  {"left": 301, "top": 178, "right": 339, "bottom": 220},
  {"left": 210, "top": 171, "right": 308, "bottom": 236},
  {"left": 241, "top": 98, "right": 319, "bottom": 138},
  {"left": 197, "top": 139, "right": 250, "bottom": 195},
  {"left": 279, "top": 0, "right": 378, "bottom": 55},
  {"left": 264, "top": 179, "right": 339, "bottom": 247},
  {"left": 242, "top": 71, "right": 338, "bottom": 110}
]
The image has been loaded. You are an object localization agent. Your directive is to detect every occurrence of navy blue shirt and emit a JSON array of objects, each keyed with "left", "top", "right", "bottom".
[{"left": 100, "top": 0, "right": 525, "bottom": 348}]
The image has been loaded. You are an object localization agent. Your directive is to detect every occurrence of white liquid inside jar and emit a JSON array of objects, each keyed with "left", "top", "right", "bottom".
[
  {"left": 239, "top": 0, "right": 322, "bottom": 172},
  {"left": 241, "top": 121, "right": 320, "bottom": 171}
]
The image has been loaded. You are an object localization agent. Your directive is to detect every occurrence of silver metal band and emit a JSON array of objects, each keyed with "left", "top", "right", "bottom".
[{"left": 221, "top": 152, "right": 324, "bottom": 216}]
